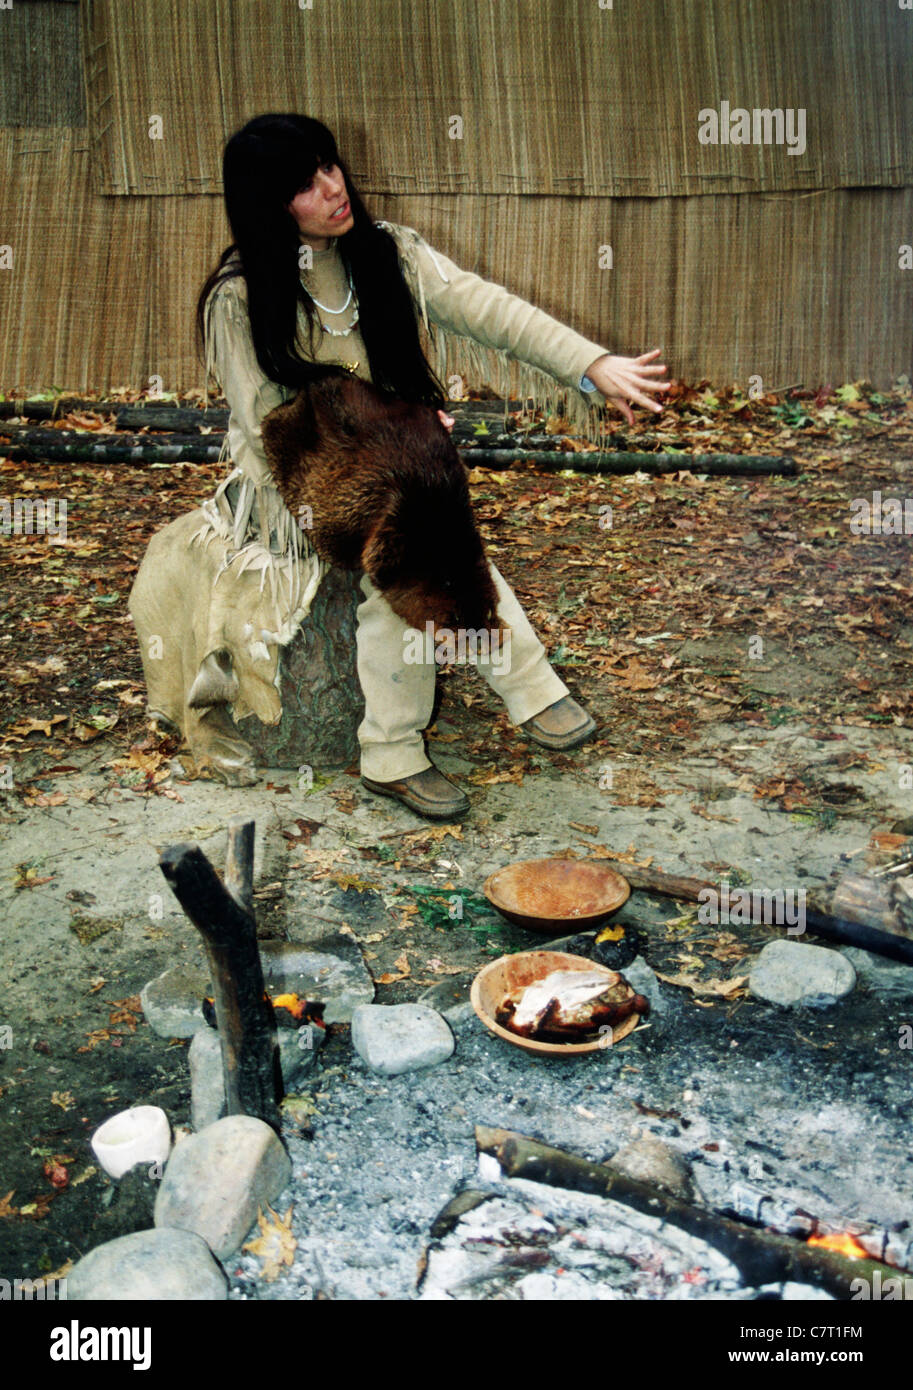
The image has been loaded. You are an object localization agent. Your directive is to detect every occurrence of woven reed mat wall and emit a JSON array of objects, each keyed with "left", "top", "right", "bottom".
[
  {"left": 1, "top": 1, "right": 909, "bottom": 392},
  {"left": 82, "top": 0, "right": 911, "bottom": 198},
  {"left": 0, "top": 0, "right": 84, "bottom": 128},
  {"left": 1, "top": 136, "right": 910, "bottom": 394}
]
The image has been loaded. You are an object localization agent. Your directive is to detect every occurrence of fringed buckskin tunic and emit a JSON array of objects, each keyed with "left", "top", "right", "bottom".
[{"left": 128, "top": 221, "right": 610, "bottom": 750}]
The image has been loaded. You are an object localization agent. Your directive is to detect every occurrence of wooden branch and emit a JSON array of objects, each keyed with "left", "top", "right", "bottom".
[
  {"left": 224, "top": 817, "right": 255, "bottom": 916},
  {"left": 159, "top": 840, "right": 281, "bottom": 1132},
  {"left": 831, "top": 871, "right": 913, "bottom": 940},
  {"left": 475, "top": 1126, "right": 898, "bottom": 1297},
  {"left": 613, "top": 860, "right": 913, "bottom": 965}
]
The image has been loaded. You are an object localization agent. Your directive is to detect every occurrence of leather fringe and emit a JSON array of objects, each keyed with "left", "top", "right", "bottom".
[{"left": 378, "top": 220, "right": 607, "bottom": 446}]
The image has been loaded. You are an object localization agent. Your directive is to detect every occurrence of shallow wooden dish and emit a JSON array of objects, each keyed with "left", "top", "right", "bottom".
[
  {"left": 470, "top": 950, "right": 642, "bottom": 1056},
  {"left": 483, "top": 858, "right": 631, "bottom": 933}
]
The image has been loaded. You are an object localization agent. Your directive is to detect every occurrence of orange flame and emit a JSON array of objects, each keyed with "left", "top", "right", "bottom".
[
  {"left": 807, "top": 1231, "right": 868, "bottom": 1259},
  {"left": 270, "top": 992, "right": 308, "bottom": 1021}
]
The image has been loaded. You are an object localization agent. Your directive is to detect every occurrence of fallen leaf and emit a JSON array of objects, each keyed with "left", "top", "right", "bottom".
[
  {"left": 50, "top": 1090, "right": 76, "bottom": 1111},
  {"left": 43, "top": 1158, "right": 69, "bottom": 1190},
  {"left": 19, "top": 1193, "right": 55, "bottom": 1221},
  {"left": 0, "top": 1191, "right": 18, "bottom": 1218},
  {"left": 655, "top": 971, "right": 748, "bottom": 999},
  {"left": 580, "top": 843, "right": 655, "bottom": 868},
  {"left": 14, "top": 864, "right": 55, "bottom": 890},
  {"left": 376, "top": 952, "right": 411, "bottom": 984},
  {"left": 608, "top": 657, "right": 661, "bottom": 691},
  {"left": 467, "top": 765, "right": 523, "bottom": 786},
  {"left": 327, "top": 874, "right": 379, "bottom": 894},
  {"left": 402, "top": 824, "right": 463, "bottom": 844},
  {"left": 871, "top": 832, "right": 909, "bottom": 852},
  {"left": 242, "top": 1203, "right": 297, "bottom": 1281},
  {"left": 281, "top": 818, "right": 324, "bottom": 846},
  {"left": 8, "top": 715, "right": 68, "bottom": 737}
]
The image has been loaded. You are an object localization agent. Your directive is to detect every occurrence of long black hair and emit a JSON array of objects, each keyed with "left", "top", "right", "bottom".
[{"left": 195, "top": 113, "right": 446, "bottom": 407}]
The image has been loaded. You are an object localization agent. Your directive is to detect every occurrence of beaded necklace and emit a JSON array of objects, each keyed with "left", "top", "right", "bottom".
[{"left": 302, "top": 266, "right": 359, "bottom": 337}]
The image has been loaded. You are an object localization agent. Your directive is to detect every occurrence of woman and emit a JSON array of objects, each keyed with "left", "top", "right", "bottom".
[{"left": 190, "top": 113, "right": 670, "bottom": 820}]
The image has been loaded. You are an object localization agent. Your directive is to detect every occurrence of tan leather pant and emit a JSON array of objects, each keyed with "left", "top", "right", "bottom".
[{"left": 355, "top": 560, "right": 570, "bottom": 782}]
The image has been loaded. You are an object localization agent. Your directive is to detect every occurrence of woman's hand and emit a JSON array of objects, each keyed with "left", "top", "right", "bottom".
[
  {"left": 583, "top": 349, "right": 672, "bottom": 425},
  {"left": 437, "top": 409, "right": 455, "bottom": 433}
]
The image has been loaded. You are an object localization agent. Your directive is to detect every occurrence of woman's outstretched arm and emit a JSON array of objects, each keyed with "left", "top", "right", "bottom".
[{"left": 380, "top": 222, "right": 670, "bottom": 423}]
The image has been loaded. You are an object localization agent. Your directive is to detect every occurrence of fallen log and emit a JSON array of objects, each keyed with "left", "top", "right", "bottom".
[
  {"left": 610, "top": 857, "right": 913, "bottom": 965},
  {"left": 114, "top": 405, "right": 228, "bottom": 431},
  {"left": 1, "top": 420, "right": 794, "bottom": 477},
  {"left": 0, "top": 399, "right": 230, "bottom": 429},
  {"left": 159, "top": 821, "right": 281, "bottom": 1131},
  {"left": 462, "top": 449, "right": 796, "bottom": 476},
  {"left": 475, "top": 1125, "right": 898, "bottom": 1298},
  {"left": 0, "top": 427, "right": 224, "bottom": 463}
]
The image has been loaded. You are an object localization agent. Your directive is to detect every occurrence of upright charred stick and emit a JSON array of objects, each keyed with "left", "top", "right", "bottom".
[{"left": 159, "top": 835, "right": 281, "bottom": 1132}]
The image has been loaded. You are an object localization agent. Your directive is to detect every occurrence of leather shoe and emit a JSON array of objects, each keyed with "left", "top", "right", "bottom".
[
  {"left": 520, "top": 695, "right": 597, "bottom": 751},
  {"left": 361, "top": 765, "right": 470, "bottom": 821}
]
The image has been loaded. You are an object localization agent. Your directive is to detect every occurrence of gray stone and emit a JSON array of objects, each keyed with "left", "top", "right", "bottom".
[
  {"left": 67, "top": 1227, "right": 227, "bottom": 1301},
  {"left": 154, "top": 1115, "right": 291, "bottom": 1260},
  {"left": 189, "top": 1024, "right": 323, "bottom": 1131},
  {"left": 351, "top": 1003, "right": 455, "bottom": 1076},
  {"left": 619, "top": 955, "right": 666, "bottom": 1019},
  {"left": 260, "top": 933, "right": 374, "bottom": 1023},
  {"left": 418, "top": 977, "right": 474, "bottom": 1025},
  {"left": 141, "top": 929, "right": 373, "bottom": 1037},
  {"left": 749, "top": 940, "right": 856, "bottom": 1008},
  {"left": 838, "top": 947, "right": 913, "bottom": 998},
  {"left": 779, "top": 1281, "right": 835, "bottom": 1300},
  {"left": 140, "top": 961, "right": 209, "bottom": 1038},
  {"left": 609, "top": 1137, "right": 694, "bottom": 1200}
]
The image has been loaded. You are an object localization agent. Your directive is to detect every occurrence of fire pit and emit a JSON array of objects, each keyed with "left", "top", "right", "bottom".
[{"left": 483, "top": 857, "right": 630, "bottom": 932}]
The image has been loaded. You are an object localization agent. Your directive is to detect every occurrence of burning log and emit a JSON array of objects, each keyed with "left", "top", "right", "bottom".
[
  {"left": 726, "top": 1182, "right": 913, "bottom": 1271},
  {"left": 159, "top": 818, "right": 282, "bottom": 1132},
  {"left": 475, "top": 1126, "right": 899, "bottom": 1299}
]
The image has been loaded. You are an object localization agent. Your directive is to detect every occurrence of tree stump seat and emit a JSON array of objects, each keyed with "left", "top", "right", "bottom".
[{"left": 235, "top": 566, "right": 363, "bottom": 772}]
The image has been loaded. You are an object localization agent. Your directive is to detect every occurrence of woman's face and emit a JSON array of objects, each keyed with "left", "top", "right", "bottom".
[{"left": 286, "top": 161, "right": 354, "bottom": 249}]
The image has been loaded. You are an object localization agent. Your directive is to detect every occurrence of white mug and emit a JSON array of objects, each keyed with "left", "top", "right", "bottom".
[{"left": 90, "top": 1106, "right": 172, "bottom": 1180}]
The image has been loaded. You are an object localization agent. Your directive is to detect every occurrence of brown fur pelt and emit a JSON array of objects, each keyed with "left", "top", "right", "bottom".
[{"left": 261, "top": 368, "right": 505, "bottom": 636}]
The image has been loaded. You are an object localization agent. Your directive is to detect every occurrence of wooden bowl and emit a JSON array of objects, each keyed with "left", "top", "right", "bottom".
[
  {"left": 483, "top": 858, "right": 631, "bottom": 933},
  {"left": 470, "top": 949, "right": 643, "bottom": 1056}
]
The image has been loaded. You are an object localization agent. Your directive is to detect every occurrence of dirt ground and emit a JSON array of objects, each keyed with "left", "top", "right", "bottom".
[{"left": 1, "top": 380, "right": 912, "bottom": 1284}]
